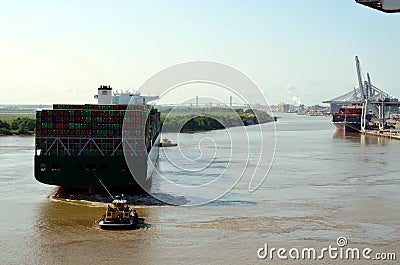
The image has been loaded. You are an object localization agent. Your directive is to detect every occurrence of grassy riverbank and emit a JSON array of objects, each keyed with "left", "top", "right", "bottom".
[
  {"left": 0, "top": 107, "right": 274, "bottom": 136},
  {"left": 160, "top": 107, "right": 274, "bottom": 133},
  {"left": 0, "top": 114, "right": 36, "bottom": 136}
]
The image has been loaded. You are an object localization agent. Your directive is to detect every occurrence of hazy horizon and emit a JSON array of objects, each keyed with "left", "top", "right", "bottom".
[{"left": 1, "top": 1, "right": 399, "bottom": 105}]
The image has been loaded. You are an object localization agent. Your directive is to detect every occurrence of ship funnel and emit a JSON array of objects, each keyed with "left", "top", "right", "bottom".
[{"left": 98, "top": 85, "right": 112, "bottom": 104}]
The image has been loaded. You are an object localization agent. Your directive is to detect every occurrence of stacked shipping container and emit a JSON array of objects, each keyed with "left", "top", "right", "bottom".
[{"left": 35, "top": 104, "right": 160, "bottom": 157}]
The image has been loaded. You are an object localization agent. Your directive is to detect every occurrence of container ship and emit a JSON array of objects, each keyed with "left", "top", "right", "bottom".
[
  {"left": 34, "top": 85, "right": 161, "bottom": 193},
  {"left": 332, "top": 104, "right": 371, "bottom": 132}
]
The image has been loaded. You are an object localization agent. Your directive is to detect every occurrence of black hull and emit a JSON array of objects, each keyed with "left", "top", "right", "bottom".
[
  {"left": 160, "top": 143, "right": 178, "bottom": 147},
  {"left": 35, "top": 155, "right": 150, "bottom": 190},
  {"left": 99, "top": 217, "right": 139, "bottom": 230},
  {"left": 34, "top": 135, "right": 160, "bottom": 191},
  {"left": 333, "top": 122, "right": 361, "bottom": 133}
]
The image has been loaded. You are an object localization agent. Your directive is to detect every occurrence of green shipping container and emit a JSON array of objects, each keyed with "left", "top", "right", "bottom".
[{"left": 83, "top": 110, "right": 92, "bottom": 117}]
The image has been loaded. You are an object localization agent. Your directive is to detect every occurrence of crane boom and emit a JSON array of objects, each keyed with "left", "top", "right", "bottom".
[{"left": 355, "top": 56, "right": 365, "bottom": 101}]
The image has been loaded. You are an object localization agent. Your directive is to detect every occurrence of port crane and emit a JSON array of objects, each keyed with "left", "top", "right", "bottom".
[
  {"left": 324, "top": 56, "right": 399, "bottom": 132},
  {"left": 354, "top": 56, "right": 400, "bottom": 132}
]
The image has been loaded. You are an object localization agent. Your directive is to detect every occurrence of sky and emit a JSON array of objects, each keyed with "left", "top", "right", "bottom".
[{"left": 1, "top": 0, "right": 399, "bottom": 105}]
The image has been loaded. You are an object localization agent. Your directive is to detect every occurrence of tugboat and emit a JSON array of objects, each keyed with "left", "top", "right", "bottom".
[
  {"left": 160, "top": 138, "right": 178, "bottom": 147},
  {"left": 98, "top": 195, "right": 139, "bottom": 230}
]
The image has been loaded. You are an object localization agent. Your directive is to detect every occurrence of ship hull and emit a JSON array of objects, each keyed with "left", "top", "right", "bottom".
[
  {"left": 33, "top": 95, "right": 162, "bottom": 192},
  {"left": 332, "top": 108, "right": 365, "bottom": 133},
  {"left": 333, "top": 122, "right": 361, "bottom": 132},
  {"left": 34, "top": 138, "right": 159, "bottom": 191},
  {"left": 99, "top": 217, "right": 138, "bottom": 230}
]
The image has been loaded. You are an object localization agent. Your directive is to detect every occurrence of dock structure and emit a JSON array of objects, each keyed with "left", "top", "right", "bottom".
[
  {"left": 324, "top": 56, "right": 399, "bottom": 136},
  {"left": 323, "top": 58, "right": 397, "bottom": 115},
  {"left": 355, "top": 0, "right": 400, "bottom": 13},
  {"left": 363, "top": 129, "right": 400, "bottom": 140}
]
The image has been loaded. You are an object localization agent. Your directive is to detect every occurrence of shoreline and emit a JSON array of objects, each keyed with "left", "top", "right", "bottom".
[
  {"left": 162, "top": 119, "right": 276, "bottom": 133},
  {"left": 0, "top": 132, "right": 35, "bottom": 137},
  {"left": 362, "top": 129, "right": 400, "bottom": 140}
]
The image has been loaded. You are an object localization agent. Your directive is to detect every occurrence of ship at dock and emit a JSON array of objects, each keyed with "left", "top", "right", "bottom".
[
  {"left": 324, "top": 56, "right": 399, "bottom": 133},
  {"left": 332, "top": 104, "right": 374, "bottom": 132},
  {"left": 34, "top": 85, "right": 161, "bottom": 193}
]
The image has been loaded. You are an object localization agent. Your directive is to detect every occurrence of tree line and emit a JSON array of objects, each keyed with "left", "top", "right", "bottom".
[
  {"left": 161, "top": 108, "right": 274, "bottom": 132},
  {"left": 0, "top": 117, "right": 36, "bottom": 135},
  {"left": 0, "top": 108, "right": 274, "bottom": 136}
]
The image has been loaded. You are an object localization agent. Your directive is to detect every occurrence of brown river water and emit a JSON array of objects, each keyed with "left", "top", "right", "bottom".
[{"left": 0, "top": 113, "right": 398, "bottom": 264}]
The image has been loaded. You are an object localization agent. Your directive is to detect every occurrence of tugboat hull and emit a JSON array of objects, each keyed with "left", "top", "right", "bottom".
[{"left": 98, "top": 216, "right": 138, "bottom": 230}]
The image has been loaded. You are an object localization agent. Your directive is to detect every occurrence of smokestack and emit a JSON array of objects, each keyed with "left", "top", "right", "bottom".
[{"left": 98, "top": 85, "right": 112, "bottom": 104}]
